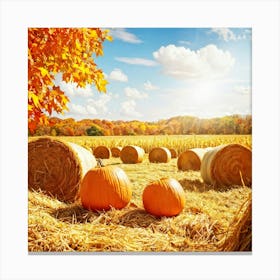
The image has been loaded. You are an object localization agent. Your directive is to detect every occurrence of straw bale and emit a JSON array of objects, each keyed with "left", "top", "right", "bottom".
[
  {"left": 111, "top": 146, "right": 122, "bottom": 157},
  {"left": 149, "top": 147, "right": 171, "bottom": 163},
  {"left": 177, "top": 148, "right": 212, "bottom": 171},
  {"left": 201, "top": 144, "right": 252, "bottom": 187},
  {"left": 93, "top": 145, "right": 111, "bottom": 159},
  {"left": 219, "top": 193, "right": 252, "bottom": 251},
  {"left": 28, "top": 137, "right": 97, "bottom": 202},
  {"left": 169, "top": 148, "right": 178, "bottom": 158},
  {"left": 120, "top": 145, "right": 145, "bottom": 164}
]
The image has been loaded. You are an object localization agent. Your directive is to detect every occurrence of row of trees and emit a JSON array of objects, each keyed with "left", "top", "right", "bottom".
[{"left": 30, "top": 114, "right": 252, "bottom": 136}]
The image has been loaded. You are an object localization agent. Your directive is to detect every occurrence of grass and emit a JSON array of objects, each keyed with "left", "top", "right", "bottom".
[{"left": 28, "top": 135, "right": 252, "bottom": 252}]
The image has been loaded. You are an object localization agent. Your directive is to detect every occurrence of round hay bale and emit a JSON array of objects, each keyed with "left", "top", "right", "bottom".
[
  {"left": 149, "top": 147, "right": 171, "bottom": 163},
  {"left": 201, "top": 144, "right": 252, "bottom": 187},
  {"left": 169, "top": 148, "right": 177, "bottom": 158},
  {"left": 219, "top": 193, "right": 252, "bottom": 251},
  {"left": 120, "top": 145, "right": 145, "bottom": 164},
  {"left": 177, "top": 147, "right": 212, "bottom": 171},
  {"left": 28, "top": 137, "right": 97, "bottom": 202},
  {"left": 93, "top": 145, "right": 111, "bottom": 159},
  {"left": 111, "top": 146, "right": 122, "bottom": 157}
]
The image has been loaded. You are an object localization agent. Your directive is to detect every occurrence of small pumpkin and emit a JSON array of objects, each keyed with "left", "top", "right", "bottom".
[
  {"left": 142, "top": 178, "right": 186, "bottom": 217},
  {"left": 80, "top": 166, "right": 132, "bottom": 211}
]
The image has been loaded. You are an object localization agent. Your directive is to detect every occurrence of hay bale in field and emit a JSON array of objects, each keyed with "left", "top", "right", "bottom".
[
  {"left": 149, "top": 147, "right": 171, "bottom": 163},
  {"left": 169, "top": 148, "right": 177, "bottom": 158},
  {"left": 177, "top": 147, "right": 212, "bottom": 171},
  {"left": 28, "top": 137, "right": 97, "bottom": 203},
  {"left": 111, "top": 146, "right": 122, "bottom": 157},
  {"left": 219, "top": 193, "right": 252, "bottom": 251},
  {"left": 201, "top": 144, "right": 252, "bottom": 187},
  {"left": 120, "top": 145, "right": 145, "bottom": 164},
  {"left": 93, "top": 145, "right": 111, "bottom": 159}
]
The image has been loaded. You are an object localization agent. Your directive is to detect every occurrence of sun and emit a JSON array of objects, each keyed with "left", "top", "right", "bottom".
[{"left": 190, "top": 80, "right": 221, "bottom": 105}]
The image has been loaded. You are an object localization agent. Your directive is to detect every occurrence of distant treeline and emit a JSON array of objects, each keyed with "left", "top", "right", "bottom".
[{"left": 30, "top": 114, "right": 252, "bottom": 136}]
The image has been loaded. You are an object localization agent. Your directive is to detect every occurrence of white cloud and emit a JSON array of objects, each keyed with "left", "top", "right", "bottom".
[
  {"left": 120, "top": 100, "right": 141, "bottom": 117},
  {"left": 115, "top": 57, "right": 158, "bottom": 67},
  {"left": 109, "top": 28, "right": 142, "bottom": 43},
  {"left": 67, "top": 94, "right": 112, "bottom": 118},
  {"left": 234, "top": 85, "right": 251, "bottom": 95},
  {"left": 108, "top": 68, "right": 128, "bottom": 82},
  {"left": 70, "top": 104, "right": 88, "bottom": 115},
  {"left": 124, "top": 87, "right": 148, "bottom": 99},
  {"left": 211, "top": 28, "right": 250, "bottom": 41},
  {"left": 54, "top": 73, "right": 95, "bottom": 98},
  {"left": 87, "top": 94, "right": 112, "bottom": 114},
  {"left": 211, "top": 28, "right": 237, "bottom": 42},
  {"left": 144, "top": 80, "right": 159, "bottom": 91},
  {"left": 86, "top": 104, "right": 98, "bottom": 115},
  {"left": 153, "top": 44, "right": 235, "bottom": 80}
]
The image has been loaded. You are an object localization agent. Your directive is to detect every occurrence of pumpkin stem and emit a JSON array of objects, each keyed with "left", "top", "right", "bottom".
[{"left": 96, "top": 158, "right": 105, "bottom": 167}]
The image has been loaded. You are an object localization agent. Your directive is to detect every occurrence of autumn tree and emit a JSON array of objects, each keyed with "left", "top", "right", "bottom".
[
  {"left": 86, "top": 125, "right": 104, "bottom": 136},
  {"left": 28, "top": 28, "right": 112, "bottom": 133}
]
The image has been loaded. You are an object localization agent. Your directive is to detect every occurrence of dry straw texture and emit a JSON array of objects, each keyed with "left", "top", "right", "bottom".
[
  {"left": 218, "top": 193, "right": 252, "bottom": 251},
  {"left": 28, "top": 187, "right": 252, "bottom": 252},
  {"left": 28, "top": 137, "right": 97, "bottom": 203},
  {"left": 201, "top": 144, "right": 252, "bottom": 187},
  {"left": 177, "top": 148, "right": 212, "bottom": 171},
  {"left": 111, "top": 146, "right": 122, "bottom": 157},
  {"left": 93, "top": 145, "right": 111, "bottom": 159},
  {"left": 120, "top": 145, "right": 145, "bottom": 164},
  {"left": 149, "top": 147, "right": 171, "bottom": 163}
]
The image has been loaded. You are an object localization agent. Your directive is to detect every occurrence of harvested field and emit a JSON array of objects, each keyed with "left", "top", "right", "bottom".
[{"left": 28, "top": 135, "right": 252, "bottom": 252}]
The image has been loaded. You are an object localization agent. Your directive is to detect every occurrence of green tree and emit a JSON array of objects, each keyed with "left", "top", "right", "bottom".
[{"left": 86, "top": 126, "right": 104, "bottom": 136}]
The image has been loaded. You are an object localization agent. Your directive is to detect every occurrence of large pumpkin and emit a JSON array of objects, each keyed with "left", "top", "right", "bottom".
[
  {"left": 80, "top": 166, "right": 132, "bottom": 211},
  {"left": 142, "top": 178, "right": 186, "bottom": 217}
]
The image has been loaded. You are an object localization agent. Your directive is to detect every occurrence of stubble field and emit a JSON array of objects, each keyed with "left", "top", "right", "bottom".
[{"left": 28, "top": 134, "right": 252, "bottom": 252}]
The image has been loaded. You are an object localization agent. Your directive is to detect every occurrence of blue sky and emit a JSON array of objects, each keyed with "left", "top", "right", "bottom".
[{"left": 54, "top": 28, "right": 251, "bottom": 121}]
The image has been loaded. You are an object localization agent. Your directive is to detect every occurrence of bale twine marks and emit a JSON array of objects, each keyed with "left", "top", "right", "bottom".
[
  {"left": 111, "top": 146, "right": 122, "bottom": 157},
  {"left": 177, "top": 147, "right": 212, "bottom": 171},
  {"left": 169, "top": 148, "right": 177, "bottom": 158},
  {"left": 120, "top": 145, "right": 145, "bottom": 164},
  {"left": 149, "top": 147, "right": 171, "bottom": 163},
  {"left": 93, "top": 145, "right": 111, "bottom": 159},
  {"left": 28, "top": 137, "right": 97, "bottom": 203},
  {"left": 201, "top": 144, "right": 252, "bottom": 187}
]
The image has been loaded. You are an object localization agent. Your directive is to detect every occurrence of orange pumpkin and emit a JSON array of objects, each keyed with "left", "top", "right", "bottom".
[
  {"left": 142, "top": 178, "right": 186, "bottom": 217},
  {"left": 80, "top": 166, "right": 132, "bottom": 211}
]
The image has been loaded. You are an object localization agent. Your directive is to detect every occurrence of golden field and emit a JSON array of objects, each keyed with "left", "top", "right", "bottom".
[
  {"left": 28, "top": 134, "right": 252, "bottom": 252},
  {"left": 54, "top": 134, "right": 252, "bottom": 153}
]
